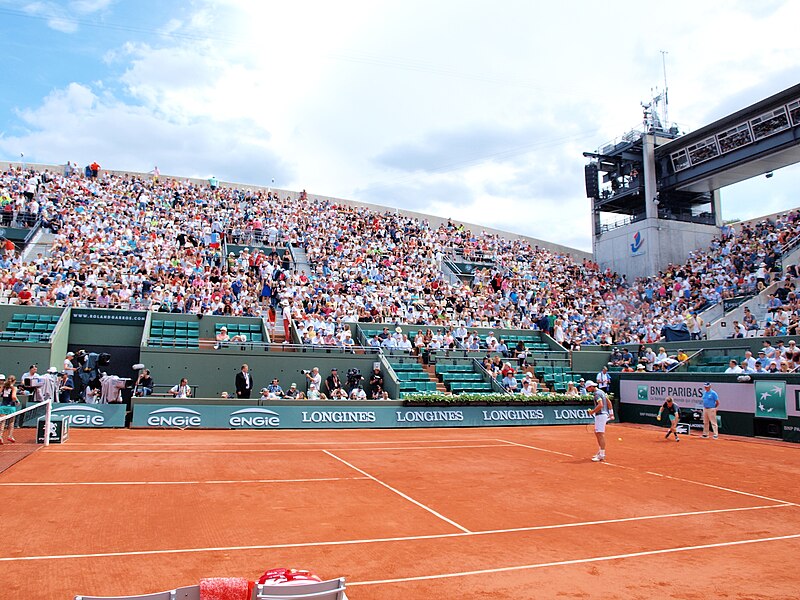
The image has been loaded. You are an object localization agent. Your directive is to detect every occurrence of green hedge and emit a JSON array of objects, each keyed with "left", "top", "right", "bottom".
[{"left": 402, "top": 392, "right": 605, "bottom": 406}]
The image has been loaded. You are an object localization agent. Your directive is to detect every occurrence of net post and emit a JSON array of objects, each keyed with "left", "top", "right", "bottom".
[{"left": 44, "top": 400, "right": 52, "bottom": 447}]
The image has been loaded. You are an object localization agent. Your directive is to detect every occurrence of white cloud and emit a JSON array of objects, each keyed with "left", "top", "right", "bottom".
[{"left": 4, "top": 0, "right": 800, "bottom": 253}]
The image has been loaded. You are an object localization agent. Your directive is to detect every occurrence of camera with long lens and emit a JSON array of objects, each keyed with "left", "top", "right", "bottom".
[
  {"left": 346, "top": 368, "right": 363, "bottom": 389},
  {"left": 300, "top": 369, "right": 311, "bottom": 375}
]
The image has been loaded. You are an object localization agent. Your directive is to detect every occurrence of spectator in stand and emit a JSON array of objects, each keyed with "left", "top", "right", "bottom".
[
  {"left": 742, "top": 351, "right": 757, "bottom": 372},
  {"left": 135, "top": 369, "right": 153, "bottom": 396},
  {"left": 596, "top": 366, "right": 611, "bottom": 393},
  {"left": 501, "top": 370, "right": 518, "bottom": 393},
  {"left": 520, "top": 379, "right": 535, "bottom": 396},
  {"left": 170, "top": 378, "right": 191, "bottom": 398},
  {"left": 640, "top": 347, "right": 657, "bottom": 372},
  {"left": 284, "top": 382, "right": 303, "bottom": 399},
  {"left": 214, "top": 327, "right": 230, "bottom": 350},
  {"left": 742, "top": 307, "right": 758, "bottom": 331},
  {"left": 728, "top": 320, "right": 746, "bottom": 339},
  {"left": 266, "top": 378, "right": 284, "bottom": 398},
  {"left": 724, "top": 360, "right": 743, "bottom": 374}
]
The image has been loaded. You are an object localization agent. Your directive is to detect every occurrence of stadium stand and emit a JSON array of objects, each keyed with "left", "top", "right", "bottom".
[{"left": 2, "top": 161, "right": 800, "bottom": 382}]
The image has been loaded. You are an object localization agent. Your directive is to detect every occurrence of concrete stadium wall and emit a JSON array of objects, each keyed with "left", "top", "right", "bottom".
[{"left": 137, "top": 347, "right": 380, "bottom": 398}]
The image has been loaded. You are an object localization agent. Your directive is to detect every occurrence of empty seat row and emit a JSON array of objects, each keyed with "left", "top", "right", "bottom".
[
  {"left": 436, "top": 364, "right": 474, "bottom": 374},
  {"left": 12, "top": 313, "right": 60, "bottom": 323}
]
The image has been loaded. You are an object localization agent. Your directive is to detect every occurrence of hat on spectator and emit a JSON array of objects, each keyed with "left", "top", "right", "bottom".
[
  {"left": 66, "top": 352, "right": 74, "bottom": 357},
  {"left": 0, "top": 374, "right": 5, "bottom": 380},
  {"left": 260, "top": 388, "right": 268, "bottom": 393},
  {"left": 290, "top": 383, "right": 297, "bottom": 388},
  {"left": 47, "top": 367, "right": 58, "bottom": 374},
  {"left": 636, "top": 364, "right": 646, "bottom": 370}
]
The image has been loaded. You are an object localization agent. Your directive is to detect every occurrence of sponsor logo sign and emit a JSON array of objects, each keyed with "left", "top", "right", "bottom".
[
  {"left": 755, "top": 380, "right": 786, "bottom": 420},
  {"left": 51, "top": 403, "right": 126, "bottom": 427},
  {"left": 146, "top": 407, "right": 202, "bottom": 428},
  {"left": 71, "top": 309, "right": 147, "bottom": 326},
  {"left": 132, "top": 404, "right": 593, "bottom": 429},
  {"left": 228, "top": 408, "right": 280, "bottom": 428},
  {"left": 630, "top": 231, "right": 645, "bottom": 256}
]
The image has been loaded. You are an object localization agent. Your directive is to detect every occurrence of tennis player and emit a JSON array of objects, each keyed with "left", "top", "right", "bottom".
[
  {"left": 586, "top": 380, "right": 614, "bottom": 462},
  {"left": 656, "top": 396, "right": 680, "bottom": 441}
]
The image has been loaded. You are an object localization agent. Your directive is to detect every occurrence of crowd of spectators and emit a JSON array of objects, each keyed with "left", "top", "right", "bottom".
[{"left": 2, "top": 163, "right": 800, "bottom": 350}]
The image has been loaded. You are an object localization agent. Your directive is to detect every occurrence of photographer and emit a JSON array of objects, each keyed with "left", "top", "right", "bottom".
[
  {"left": 324, "top": 368, "right": 342, "bottom": 397},
  {"left": 303, "top": 367, "right": 321, "bottom": 390},
  {"left": 368, "top": 366, "right": 384, "bottom": 397},
  {"left": 345, "top": 368, "right": 363, "bottom": 393}
]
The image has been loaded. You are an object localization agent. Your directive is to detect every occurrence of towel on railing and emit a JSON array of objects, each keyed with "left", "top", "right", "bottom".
[{"left": 199, "top": 577, "right": 252, "bottom": 600}]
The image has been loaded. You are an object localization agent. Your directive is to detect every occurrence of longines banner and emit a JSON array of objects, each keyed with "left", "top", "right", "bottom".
[
  {"left": 620, "top": 379, "right": 793, "bottom": 418},
  {"left": 51, "top": 403, "right": 127, "bottom": 427},
  {"left": 131, "top": 403, "right": 594, "bottom": 429}
]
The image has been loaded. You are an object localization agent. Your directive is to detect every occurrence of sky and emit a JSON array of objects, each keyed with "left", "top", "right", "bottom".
[{"left": 1, "top": 0, "right": 800, "bottom": 252}]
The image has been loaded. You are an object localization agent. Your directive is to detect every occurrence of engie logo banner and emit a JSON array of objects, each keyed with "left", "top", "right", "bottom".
[
  {"left": 51, "top": 403, "right": 127, "bottom": 427},
  {"left": 131, "top": 404, "right": 594, "bottom": 429}
]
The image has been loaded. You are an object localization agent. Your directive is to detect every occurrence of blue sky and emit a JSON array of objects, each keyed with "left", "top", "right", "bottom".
[{"left": 2, "top": 0, "right": 800, "bottom": 251}]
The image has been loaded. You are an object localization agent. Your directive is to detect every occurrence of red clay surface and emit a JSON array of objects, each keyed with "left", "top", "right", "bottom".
[{"left": 3, "top": 425, "right": 800, "bottom": 599}]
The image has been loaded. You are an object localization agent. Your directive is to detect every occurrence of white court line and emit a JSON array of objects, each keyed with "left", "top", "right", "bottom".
[
  {"left": 0, "top": 502, "right": 790, "bottom": 562},
  {"left": 497, "top": 439, "right": 574, "bottom": 457},
  {"left": 0, "top": 476, "right": 369, "bottom": 487},
  {"left": 62, "top": 438, "right": 499, "bottom": 447},
  {"left": 644, "top": 471, "right": 799, "bottom": 506},
  {"left": 50, "top": 444, "right": 507, "bottom": 454},
  {"left": 348, "top": 532, "right": 800, "bottom": 586},
  {"left": 323, "top": 450, "right": 471, "bottom": 534}
]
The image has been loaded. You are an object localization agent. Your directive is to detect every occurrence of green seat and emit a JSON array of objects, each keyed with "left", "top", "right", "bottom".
[
  {"left": 7, "top": 322, "right": 21, "bottom": 332},
  {"left": 25, "top": 314, "right": 39, "bottom": 323},
  {"left": 151, "top": 320, "right": 164, "bottom": 328},
  {"left": 34, "top": 323, "right": 48, "bottom": 332},
  {"left": 174, "top": 321, "right": 188, "bottom": 330},
  {"left": 187, "top": 322, "right": 199, "bottom": 331}
]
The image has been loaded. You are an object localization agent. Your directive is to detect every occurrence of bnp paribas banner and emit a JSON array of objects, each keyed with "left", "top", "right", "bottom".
[
  {"left": 51, "top": 403, "right": 127, "bottom": 427},
  {"left": 754, "top": 380, "right": 787, "bottom": 419},
  {"left": 622, "top": 379, "right": 792, "bottom": 419},
  {"left": 131, "top": 404, "right": 593, "bottom": 429}
]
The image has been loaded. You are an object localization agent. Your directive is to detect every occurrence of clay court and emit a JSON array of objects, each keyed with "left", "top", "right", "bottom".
[{"left": 2, "top": 424, "right": 800, "bottom": 599}]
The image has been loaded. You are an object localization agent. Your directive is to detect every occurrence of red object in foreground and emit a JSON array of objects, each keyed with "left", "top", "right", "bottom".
[
  {"left": 199, "top": 577, "right": 252, "bottom": 600},
  {"left": 258, "top": 568, "right": 323, "bottom": 587}
]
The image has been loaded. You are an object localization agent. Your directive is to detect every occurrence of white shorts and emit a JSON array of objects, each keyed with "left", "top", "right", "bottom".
[{"left": 594, "top": 413, "right": 609, "bottom": 433}]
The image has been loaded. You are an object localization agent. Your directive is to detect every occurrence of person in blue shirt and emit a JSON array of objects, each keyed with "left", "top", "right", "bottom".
[{"left": 701, "top": 382, "right": 719, "bottom": 439}]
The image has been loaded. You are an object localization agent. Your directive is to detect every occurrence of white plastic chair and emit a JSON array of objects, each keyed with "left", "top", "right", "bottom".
[
  {"left": 256, "top": 578, "right": 348, "bottom": 600},
  {"left": 75, "top": 585, "right": 200, "bottom": 600}
]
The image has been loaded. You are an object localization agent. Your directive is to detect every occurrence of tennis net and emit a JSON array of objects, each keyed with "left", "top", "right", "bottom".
[{"left": 0, "top": 400, "right": 51, "bottom": 475}]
